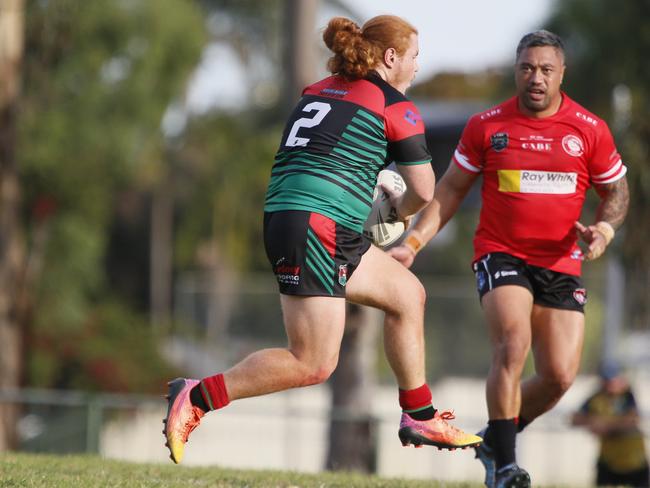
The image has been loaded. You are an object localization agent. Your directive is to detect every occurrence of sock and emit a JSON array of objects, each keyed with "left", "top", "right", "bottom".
[
  {"left": 190, "top": 373, "right": 230, "bottom": 412},
  {"left": 399, "top": 384, "right": 436, "bottom": 420},
  {"left": 483, "top": 426, "right": 493, "bottom": 447},
  {"left": 484, "top": 415, "right": 526, "bottom": 446},
  {"left": 517, "top": 415, "right": 530, "bottom": 433},
  {"left": 189, "top": 385, "right": 209, "bottom": 412},
  {"left": 488, "top": 418, "right": 517, "bottom": 469}
]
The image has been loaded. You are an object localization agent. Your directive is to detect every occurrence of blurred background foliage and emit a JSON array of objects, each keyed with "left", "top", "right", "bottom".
[
  {"left": 19, "top": 0, "right": 208, "bottom": 392},
  {"left": 7, "top": 0, "right": 649, "bottom": 394}
]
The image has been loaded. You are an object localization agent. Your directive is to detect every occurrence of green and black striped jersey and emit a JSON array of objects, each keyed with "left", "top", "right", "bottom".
[{"left": 264, "top": 73, "right": 431, "bottom": 232}]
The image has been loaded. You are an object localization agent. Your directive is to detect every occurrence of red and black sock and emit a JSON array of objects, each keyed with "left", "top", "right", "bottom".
[
  {"left": 189, "top": 373, "right": 230, "bottom": 412},
  {"left": 487, "top": 418, "right": 517, "bottom": 469},
  {"left": 399, "top": 384, "right": 436, "bottom": 420},
  {"left": 517, "top": 415, "right": 530, "bottom": 432}
]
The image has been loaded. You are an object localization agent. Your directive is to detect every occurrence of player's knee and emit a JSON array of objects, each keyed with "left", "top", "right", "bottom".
[
  {"left": 382, "top": 277, "right": 426, "bottom": 318},
  {"left": 401, "top": 279, "right": 427, "bottom": 311},
  {"left": 494, "top": 337, "right": 530, "bottom": 370},
  {"left": 300, "top": 358, "right": 338, "bottom": 386},
  {"left": 544, "top": 370, "right": 575, "bottom": 397}
]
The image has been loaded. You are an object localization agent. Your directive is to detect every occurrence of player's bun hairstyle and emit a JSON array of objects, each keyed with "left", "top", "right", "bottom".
[{"left": 323, "top": 15, "right": 417, "bottom": 80}]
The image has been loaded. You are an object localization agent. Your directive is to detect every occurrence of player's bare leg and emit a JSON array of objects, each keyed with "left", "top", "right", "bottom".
[
  {"left": 480, "top": 285, "right": 533, "bottom": 484},
  {"left": 519, "top": 306, "right": 584, "bottom": 422},
  {"left": 347, "top": 245, "right": 481, "bottom": 449},
  {"left": 346, "top": 245, "right": 426, "bottom": 389},
  {"left": 164, "top": 295, "right": 346, "bottom": 463},
  {"left": 224, "top": 295, "right": 347, "bottom": 400},
  {"left": 483, "top": 286, "right": 533, "bottom": 419}
]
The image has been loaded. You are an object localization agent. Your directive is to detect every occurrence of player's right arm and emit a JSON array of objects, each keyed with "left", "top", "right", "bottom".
[
  {"left": 389, "top": 162, "right": 477, "bottom": 267},
  {"left": 387, "top": 163, "right": 435, "bottom": 221}
]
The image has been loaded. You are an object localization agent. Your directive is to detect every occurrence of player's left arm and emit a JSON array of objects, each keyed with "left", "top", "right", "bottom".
[
  {"left": 575, "top": 176, "right": 630, "bottom": 260},
  {"left": 594, "top": 176, "right": 630, "bottom": 229}
]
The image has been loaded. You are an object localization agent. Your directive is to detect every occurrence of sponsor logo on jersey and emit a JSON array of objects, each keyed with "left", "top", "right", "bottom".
[
  {"left": 524, "top": 135, "right": 554, "bottom": 142},
  {"left": 494, "top": 270, "right": 518, "bottom": 279},
  {"left": 573, "top": 288, "right": 588, "bottom": 305},
  {"left": 498, "top": 169, "right": 578, "bottom": 194},
  {"left": 404, "top": 109, "right": 420, "bottom": 126},
  {"left": 338, "top": 264, "right": 348, "bottom": 286},
  {"left": 575, "top": 111, "right": 598, "bottom": 126},
  {"left": 480, "top": 108, "right": 502, "bottom": 120},
  {"left": 320, "top": 88, "right": 348, "bottom": 98},
  {"left": 571, "top": 249, "right": 584, "bottom": 260},
  {"left": 490, "top": 132, "right": 509, "bottom": 152},
  {"left": 521, "top": 142, "right": 552, "bottom": 152},
  {"left": 562, "top": 134, "right": 584, "bottom": 157}
]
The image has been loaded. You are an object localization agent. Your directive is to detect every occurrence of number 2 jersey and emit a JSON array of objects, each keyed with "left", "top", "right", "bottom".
[
  {"left": 454, "top": 94, "right": 627, "bottom": 276},
  {"left": 264, "top": 73, "right": 431, "bottom": 233}
]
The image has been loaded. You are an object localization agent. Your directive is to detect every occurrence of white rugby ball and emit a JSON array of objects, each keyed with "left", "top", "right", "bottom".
[{"left": 363, "top": 169, "right": 406, "bottom": 248}]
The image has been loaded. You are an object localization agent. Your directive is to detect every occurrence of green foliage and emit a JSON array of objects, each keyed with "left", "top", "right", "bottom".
[
  {"left": 173, "top": 115, "right": 281, "bottom": 271},
  {"left": 545, "top": 0, "right": 650, "bottom": 328},
  {"left": 27, "top": 300, "right": 179, "bottom": 393},
  {"left": 411, "top": 70, "right": 507, "bottom": 102},
  {"left": 18, "top": 0, "right": 206, "bottom": 388}
]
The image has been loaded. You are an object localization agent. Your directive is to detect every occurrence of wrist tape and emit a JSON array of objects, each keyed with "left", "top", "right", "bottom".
[
  {"left": 403, "top": 234, "right": 423, "bottom": 255},
  {"left": 595, "top": 221, "right": 615, "bottom": 245}
]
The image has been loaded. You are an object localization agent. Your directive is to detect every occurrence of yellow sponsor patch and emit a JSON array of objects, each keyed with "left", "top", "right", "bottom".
[
  {"left": 498, "top": 170, "right": 521, "bottom": 192},
  {"left": 497, "top": 169, "right": 577, "bottom": 194}
]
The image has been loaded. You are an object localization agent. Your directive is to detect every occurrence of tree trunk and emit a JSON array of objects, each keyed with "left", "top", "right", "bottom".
[
  {"left": 150, "top": 180, "right": 173, "bottom": 332},
  {"left": 282, "top": 0, "right": 319, "bottom": 112},
  {"left": 0, "top": 0, "right": 25, "bottom": 451},
  {"left": 326, "top": 304, "right": 381, "bottom": 473}
]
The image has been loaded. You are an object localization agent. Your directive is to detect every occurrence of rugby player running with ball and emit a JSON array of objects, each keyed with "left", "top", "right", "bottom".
[{"left": 163, "top": 14, "right": 481, "bottom": 465}]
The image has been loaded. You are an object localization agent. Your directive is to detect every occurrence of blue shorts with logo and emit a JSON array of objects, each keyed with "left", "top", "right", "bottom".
[
  {"left": 473, "top": 252, "right": 587, "bottom": 313},
  {"left": 263, "top": 210, "right": 371, "bottom": 297}
]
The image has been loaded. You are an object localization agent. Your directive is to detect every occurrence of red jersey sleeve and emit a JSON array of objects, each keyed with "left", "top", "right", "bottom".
[
  {"left": 384, "top": 101, "right": 431, "bottom": 165},
  {"left": 453, "top": 114, "right": 484, "bottom": 174},
  {"left": 588, "top": 122, "right": 627, "bottom": 185}
]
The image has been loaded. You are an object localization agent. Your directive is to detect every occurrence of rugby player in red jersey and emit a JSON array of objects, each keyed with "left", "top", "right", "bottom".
[
  {"left": 162, "top": 15, "right": 481, "bottom": 464},
  {"left": 390, "top": 30, "right": 629, "bottom": 487}
]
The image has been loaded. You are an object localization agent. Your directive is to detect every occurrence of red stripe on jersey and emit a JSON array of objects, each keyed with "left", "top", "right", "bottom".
[
  {"left": 309, "top": 212, "right": 336, "bottom": 257},
  {"left": 385, "top": 101, "right": 426, "bottom": 142},
  {"left": 303, "top": 76, "right": 384, "bottom": 117}
]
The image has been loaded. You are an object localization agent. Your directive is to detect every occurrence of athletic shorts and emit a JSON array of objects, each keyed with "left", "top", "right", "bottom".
[
  {"left": 597, "top": 460, "right": 649, "bottom": 487},
  {"left": 472, "top": 252, "right": 587, "bottom": 313},
  {"left": 263, "top": 210, "right": 371, "bottom": 297}
]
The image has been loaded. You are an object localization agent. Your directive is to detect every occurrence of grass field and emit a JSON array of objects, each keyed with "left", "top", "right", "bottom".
[{"left": 0, "top": 452, "right": 486, "bottom": 488}]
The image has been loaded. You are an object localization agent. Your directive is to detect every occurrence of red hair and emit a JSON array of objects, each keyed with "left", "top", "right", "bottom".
[{"left": 323, "top": 15, "right": 417, "bottom": 80}]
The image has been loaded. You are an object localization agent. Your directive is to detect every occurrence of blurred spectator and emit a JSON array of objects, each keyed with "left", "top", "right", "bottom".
[{"left": 572, "top": 362, "right": 649, "bottom": 487}]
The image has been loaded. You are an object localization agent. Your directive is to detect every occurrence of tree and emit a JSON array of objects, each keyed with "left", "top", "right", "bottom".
[
  {"left": 545, "top": 0, "right": 650, "bottom": 329},
  {"left": 0, "top": 0, "right": 26, "bottom": 451},
  {"left": 0, "top": 3, "right": 209, "bottom": 451}
]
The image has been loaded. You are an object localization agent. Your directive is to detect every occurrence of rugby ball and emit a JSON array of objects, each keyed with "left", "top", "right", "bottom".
[{"left": 363, "top": 169, "right": 406, "bottom": 248}]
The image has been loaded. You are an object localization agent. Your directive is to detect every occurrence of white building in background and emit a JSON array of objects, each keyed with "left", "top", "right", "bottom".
[{"left": 101, "top": 373, "right": 650, "bottom": 485}]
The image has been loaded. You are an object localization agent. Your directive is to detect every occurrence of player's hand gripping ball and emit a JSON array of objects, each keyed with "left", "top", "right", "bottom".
[{"left": 363, "top": 169, "right": 406, "bottom": 248}]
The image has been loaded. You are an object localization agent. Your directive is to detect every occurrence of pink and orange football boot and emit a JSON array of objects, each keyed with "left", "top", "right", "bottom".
[
  {"left": 163, "top": 378, "right": 205, "bottom": 464},
  {"left": 398, "top": 410, "right": 482, "bottom": 450}
]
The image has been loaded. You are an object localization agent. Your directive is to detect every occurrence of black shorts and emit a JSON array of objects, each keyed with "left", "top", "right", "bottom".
[
  {"left": 597, "top": 460, "right": 650, "bottom": 487},
  {"left": 263, "top": 210, "right": 371, "bottom": 297},
  {"left": 472, "top": 252, "right": 587, "bottom": 313}
]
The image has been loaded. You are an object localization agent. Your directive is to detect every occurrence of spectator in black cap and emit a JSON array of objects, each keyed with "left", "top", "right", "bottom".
[{"left": 572, "top": 361, "right": 649, "bottom": 487}]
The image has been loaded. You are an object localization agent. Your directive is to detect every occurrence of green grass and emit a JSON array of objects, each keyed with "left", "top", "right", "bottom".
[{"left": 0, "top": 452, "right": 482, "bottom": 488}]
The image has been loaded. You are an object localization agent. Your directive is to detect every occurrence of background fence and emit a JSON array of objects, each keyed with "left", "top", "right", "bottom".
[{"left": 2, "top": 374, "right": 650, "bottom": 485}]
